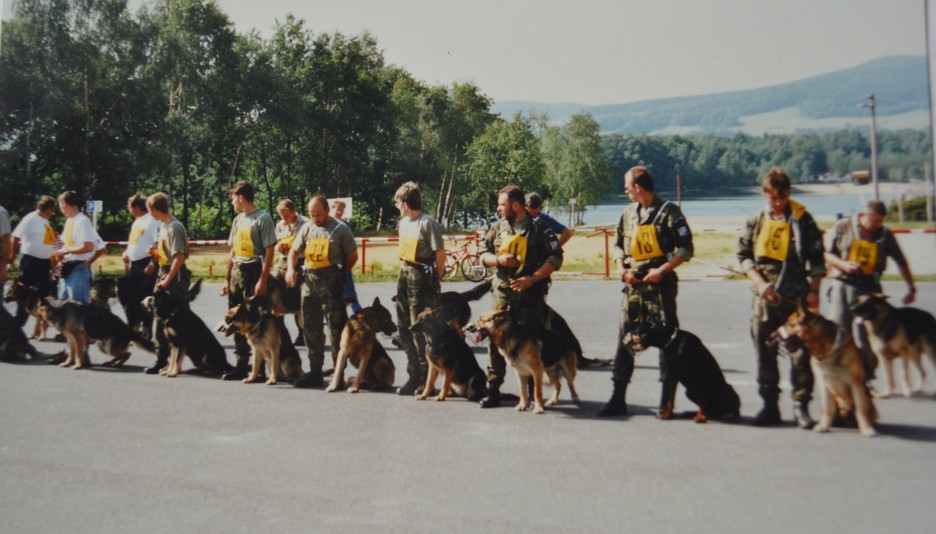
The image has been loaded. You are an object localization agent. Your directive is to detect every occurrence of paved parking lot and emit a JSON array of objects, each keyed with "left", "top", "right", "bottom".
[{"left": 1, "top": 280, "right": 935, "bottom": 533}]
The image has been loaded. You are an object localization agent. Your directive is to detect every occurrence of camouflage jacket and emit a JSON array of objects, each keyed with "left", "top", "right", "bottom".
[
  {"left": 614, "top": 196, "right": 693, "bottom": 271},
  {"left": 483, "top": 215, "right": 562, "bottom": 288}
]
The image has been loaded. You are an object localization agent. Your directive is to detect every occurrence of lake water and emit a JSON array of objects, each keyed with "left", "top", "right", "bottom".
[{"left": 576, "top": 189, "right": 906, "bottom": 226}]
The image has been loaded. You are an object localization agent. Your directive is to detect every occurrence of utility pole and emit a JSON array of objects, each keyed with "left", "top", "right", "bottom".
[{"left": 859, "top": 94, "right": 880, "bottom": 201}]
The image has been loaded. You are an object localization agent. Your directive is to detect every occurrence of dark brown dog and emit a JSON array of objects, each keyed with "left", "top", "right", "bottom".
[
  {"left": 89, "top": 277, "right": 117, "bottom": 309},
  {"left": 411, "top": 305, "right": 487, "bottom": 402},
  {"left": 4, "top": 281, "right": 51, "bottom": 340},
  {"left": 325, "top": 297, "right": 396, "bottom": 393}
]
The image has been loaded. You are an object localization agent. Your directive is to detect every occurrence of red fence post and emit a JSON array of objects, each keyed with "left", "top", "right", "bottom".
[{"left": 360, "top": 239, "right": 367, "bottom": 275}]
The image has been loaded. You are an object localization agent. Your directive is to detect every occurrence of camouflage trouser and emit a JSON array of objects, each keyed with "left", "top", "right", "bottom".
[
  {"left": 485, "top": 281, "right": 547, "bottom": 388},
  {"left": 301, "top": 267, "right": 347, "bottom": 373},
  {"left": 229, "top": 262, "right": 262, "bottom": 366},
  {"left": 154, "top": 266, "right": 191, "bottom": 359},
  {"left": 826, "top": 279, "right": 877, "bottom": 379},
  {"left": 750, "top": 291, "right": 814, "bottom": 403},
  {"left": 611, "top": 273, "right": 679, "bottom": 386},
  {"left": 396, "top": 263, "right": 440, "bottom": 382}
]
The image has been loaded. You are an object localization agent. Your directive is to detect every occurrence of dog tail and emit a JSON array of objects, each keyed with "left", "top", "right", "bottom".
[
  {"left": 460, "top": 280, "right": 492, "bottom": 302},
  {"left": 130, "top": 331, "right": 157, "bottom": 354}
]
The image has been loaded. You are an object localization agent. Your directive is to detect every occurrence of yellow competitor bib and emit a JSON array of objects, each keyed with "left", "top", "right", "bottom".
[
  {"left": 630, "top": 224, "right": 664, "bottom": 261},
  {"left": 278, "top": 235, "right": 296, "bottom": 250},
  {"left": 43, "top": 224, "right": 57, "bottom": 245},
  {"left": 157, "top": 238, "right": 169, "bottom": 266},
  {"left": 233, "top": 227, "right": 255, "bottom": 258},
  {"left": 399, "top": 237, "right": 419, "bottom": 264},
  {"left": 754, "top": 219, "right": 791, "bottom": 262},
  {"left": 848, "top": 238, "right": 878, "bottom": 275},
  {"left": 63, "top": 219, "right": 75, "bottom": 248},
  {"left": 304, "top": 237, "right": 331, "bottom": 269},
  {"left": 498, "top": 234, "right": 528, "bottom": 271},
  {"left": 129, "top": 226, "right": 145, "bottom": 245}
]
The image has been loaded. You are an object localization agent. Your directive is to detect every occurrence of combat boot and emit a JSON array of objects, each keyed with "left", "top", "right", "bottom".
[
  {"left": 294, "top": 369, "right": 323, "bottom": 389},
  {"left": 144, "top": 355, "right": 168, "bottom": 375},
  {"left": 792, "top": 400, "right": 815, "bottom": 430},
  {"left": 221, "top": 359, "right": 249, "bottom": 381},
  {"left": 396, "top": 375, "right": 422, "bottom": 396},
  {"left": 750, "top": 403, "right": 782, "bottom": 426},
  {"left": 479, "top": 384, "right": 501, "bottom": 408},
  {"left": 597, "top": 383, "right": 628, "bottom": 417}
]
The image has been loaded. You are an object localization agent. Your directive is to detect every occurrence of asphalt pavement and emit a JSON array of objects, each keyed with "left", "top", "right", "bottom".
[{"left": 1, "top": 280, "right": 935, "bottom": 533}]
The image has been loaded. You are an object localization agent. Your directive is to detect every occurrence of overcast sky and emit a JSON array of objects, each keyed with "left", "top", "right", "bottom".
[{"left": 11, "top": 0, "right": 930, "bottom": 105}]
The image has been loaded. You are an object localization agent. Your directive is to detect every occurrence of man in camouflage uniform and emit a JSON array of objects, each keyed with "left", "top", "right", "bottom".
[
  {"left": 394, "top": 181, "right": 446, "bottom": 396},
  {"left": 824, "top": 199, "right": 916, "bottom": 383},
  {"left": 599, "top": 166, "right": 693, "bottom": 417},
  {"left": 144, "top": 192, "right": 192, "bottom": 374},
  {"left": 738, "top": 168, "right": 825, "bottom": 428},
  {"left": 478, "top": 185, "right": 563, "bottom": 408},
  {"left": 221, "top": 180, "right": 277, "bottom": 381},
  {"left": 286, "top": 196, "right": 357, "bottom": 388}
]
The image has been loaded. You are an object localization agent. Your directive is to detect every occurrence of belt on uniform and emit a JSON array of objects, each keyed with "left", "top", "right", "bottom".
[{"left": 305, "top": 265, "right": 341, "bottom": 275}]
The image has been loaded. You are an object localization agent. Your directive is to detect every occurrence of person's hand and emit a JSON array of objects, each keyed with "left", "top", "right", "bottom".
[
  {"left": 508, "top": 276, "right": 534, "bottom": 292},
  {"left": 759, "top": 282, "right": 778, "bottom": 304},
  {"left": 840, "top": 261, "right": 861, "bottom": 275},
  {"left": 806, "top": 291, "right": 820, "bottom": 311},
  {"left": 643, "top": 267, "right": 666, "bottom": 284},
  {"left": 220, "top": 282, "right": 230, "bottom": 296},
  {"left": 497, "top": 253, "right": 520, "bottom": 268},
  {"left": 286, "top": 269, "right": 297, "bottom": 288},
  {"left": 121, "top": 253, "right": 130, "bottom": 264},
  {"left": 903, "top": 291, "right": 916, "bottom": 305},
  {"left": 622, "top": 269, "right": 641, "bottom": 285},
  {"left": 143, "top": 263, "right": 155, "bottom": 277},
  {"left": 156, "top": 276, "right": 170, "bottom": 291},
  {"left": 254, "top": 278, "right": 268, "bottom": 297}
]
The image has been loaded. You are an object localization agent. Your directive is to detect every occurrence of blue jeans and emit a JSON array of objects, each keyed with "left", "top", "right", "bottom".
[
  {"left": 345, "top": 271, "right": 362, "bottom": 314},
  {"left": 59, "top": 262, "right": 90, "bottom": 303}
]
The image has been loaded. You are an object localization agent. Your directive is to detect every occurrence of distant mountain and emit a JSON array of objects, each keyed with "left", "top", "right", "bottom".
[{"left": 492, "top": 56, "right": 930, "bottom": 136}]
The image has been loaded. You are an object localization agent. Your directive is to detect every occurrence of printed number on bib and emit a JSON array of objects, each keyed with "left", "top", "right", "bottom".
[
  {"left": 234, "top": 227, "right": 255, "bottom": 258},
  {"left": 399, "top": 237, "right": 419, "bottom": 264},
  {"left": 754, "top": 219, "right": 790, "bottom": 262},
  {"left": 305, "top": 237, "right": 331, "bottom": 269},
  {"left": 848, "top": 239, "right": 878, "bottom": 275},
  {"left": 498, "top": 235, "right": 528, "bottom": 271},
  {"left": 630, "top": 224, "right": 663, "bottom": 261}
]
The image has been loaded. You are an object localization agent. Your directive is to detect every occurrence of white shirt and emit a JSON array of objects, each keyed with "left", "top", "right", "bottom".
[
  {"left": 125, "top": 212, "right": 160, "bottom": 262},
  {"left": 61, "top": 212, "right": 96, "bottom": 262},
  {"left": 11, "top": 211, "right": 56, "bottom": 259}
]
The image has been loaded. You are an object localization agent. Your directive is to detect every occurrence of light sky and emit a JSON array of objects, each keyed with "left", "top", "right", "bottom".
[{"left": 8, "top": 0, "right": 931, "bottom": 105}]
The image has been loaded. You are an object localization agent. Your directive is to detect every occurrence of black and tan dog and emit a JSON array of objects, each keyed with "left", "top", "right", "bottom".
[
  {"left": 4, "top": 281, "right": 51, "bottom": 340},
  {"left": 626, "top": 322, "right": 740, "bottom": 423},
  {"left": 544, "top": 305, "right": 612, "bottom": 369},
  {"left": 89, "top": 277, "right": 117, "bottom": 309},
  {"left": 852, "top": 294, "right": 936, "bottom": 398},
  {"left": 472, "top": 306, "right": 580, "bottom": 414},
  {"left": 0, "top": 305, "right": 62, "bottom": 362},
  {"left": 325, "top": 297, "right": 396, "bottom": 393},
  {"left": 410, "top": 305, "right": 487, "bottom": 402},
  {"left": 779, "top": 306, "right": 878, "bottom": 436},
  {"left": 116, "top": 276, "right": 154, "bottom": 339},
  {"left": 266, "top": 274, "right": 302, "bottom": 316},
  {"left": 38, "top": 297, "right": 157, "bottom": 369},
  {"left": 219, "top": 297, "right": 304, "bottom": 385},
  {"left": 146, "top": 279, "right": 232, "bottom": 377}
]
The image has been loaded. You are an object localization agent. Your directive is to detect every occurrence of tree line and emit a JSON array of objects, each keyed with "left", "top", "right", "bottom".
[{"left": 1, "top": 1, "right": 930, "bottom": 239}]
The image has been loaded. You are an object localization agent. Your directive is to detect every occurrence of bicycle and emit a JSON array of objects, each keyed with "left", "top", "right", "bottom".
[{"left": 443, "top": 236, "right": 493, "bottom": 282}]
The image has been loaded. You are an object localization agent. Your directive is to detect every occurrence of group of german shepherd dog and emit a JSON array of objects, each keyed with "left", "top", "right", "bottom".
[{"left": 4, "top": 274, "right": 935, "bottom": 436}]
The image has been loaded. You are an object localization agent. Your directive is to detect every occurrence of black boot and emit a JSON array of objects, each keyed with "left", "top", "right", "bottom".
[
  {"left": 294, "top": 369, "right": 323, "bottom": 388},
  {"left": 479, "top": 384, "right": 501, "bottom": 408},
  {"left": 397, "top": 375, "right": 422, "bottom": 396},
  {"left": 221, "top": 360, "right": 249, "bottom": 381},
  {"left": 792, "top": 400, "right": 815, "bottom": 430},
  {"left": 597, "top": 383, "right": 628, "bottom": 417},
  {"left": 751, "top": 403, "right": 782, "bottom": 426},
  {"left": 144, "top": 356, "right": 167, "bottom": 375}
]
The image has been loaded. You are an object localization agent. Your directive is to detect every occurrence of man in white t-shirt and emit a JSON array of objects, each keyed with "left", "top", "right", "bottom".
[
  {"left": 0, "top": 203, "right": 11, "bottom": 293},
  {"left": 10, "top": 196, "right": 57, "bottom": 325},
  {"left": 53, "top": 191, "right": 95, "bottom": 303},
  {"left": 121, "top": 193, "right": 160, "bottom": 305}
]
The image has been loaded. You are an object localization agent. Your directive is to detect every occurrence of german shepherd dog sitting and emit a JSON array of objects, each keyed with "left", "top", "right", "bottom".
[
  {"left": 0, "top": 304, "right": 62, "bottom": 362},
  {"left": 219, "top": 297, "right": 304, "bottom": 385},
  {"left": 472, "top": 306, "right": 580, "bottom": 414},
  {"left": 852, "top": 294, "right": 936, "bottom": 398},
  {"left": 433, "top": 280, "right": 492, "bottom": 337},
  {"left": 626, "top": 322, "right": 740, "bottom": 423},
  {"left": 778, "top": 306, "right": 878, "bottom": 436},
  {"left": 4, "top": 281, "right": 51, "bottom": 340},
  {"left": 146, "top": 279, "right": 232, "bottom": 377},
  {"left": 116, "top": 276, "right": 154, "bottom": 340},
  {"left": 326, "top": 297, "right": 397, "bottom": 393},
  {"left": 410, "top": 305, "right": 487, "bottom": 402},
  {"left": 266, "top": 273, "right": 302, "bottom": 316},
  {"left": 38, "top": 297, "right": 157, "bottom": 369}
]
